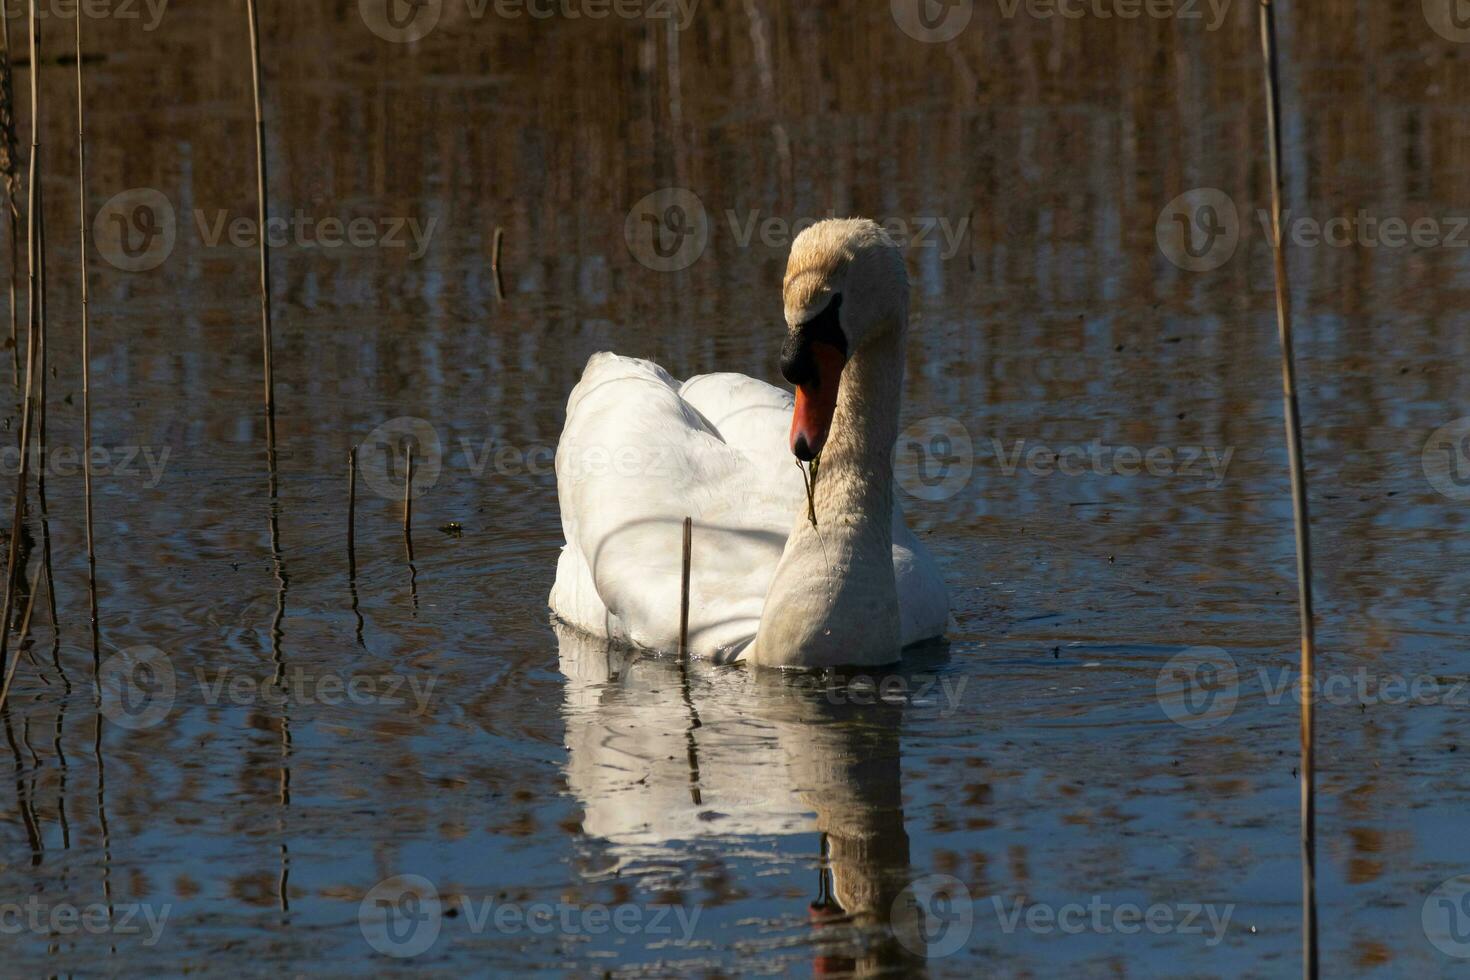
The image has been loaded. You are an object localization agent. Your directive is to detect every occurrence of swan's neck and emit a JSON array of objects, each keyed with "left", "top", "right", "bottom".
[
  {"left": 813, "top": 327, "right": 904, "bottom": 527},
  {"left": 752, "top": 327, "right": 906, "bottom": 669}
]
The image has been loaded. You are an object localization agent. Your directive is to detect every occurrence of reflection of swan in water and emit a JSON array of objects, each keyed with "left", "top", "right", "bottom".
[{"left": 557, "top": 623, "right": 934, "bottom": 973}]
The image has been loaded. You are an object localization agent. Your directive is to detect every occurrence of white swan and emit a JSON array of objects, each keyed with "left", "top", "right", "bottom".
[{"left": 550, "top": 218, "right": 949, "bottom": 667}]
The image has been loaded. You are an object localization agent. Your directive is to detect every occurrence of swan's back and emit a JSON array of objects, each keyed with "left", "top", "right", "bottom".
[{"left": 551, "top": 354, "right": 799, "bottom": 659}]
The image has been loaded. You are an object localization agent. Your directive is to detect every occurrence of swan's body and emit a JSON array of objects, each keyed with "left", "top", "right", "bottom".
[{"left": 550, "top": 219, "right": 949, "bottom": 667}]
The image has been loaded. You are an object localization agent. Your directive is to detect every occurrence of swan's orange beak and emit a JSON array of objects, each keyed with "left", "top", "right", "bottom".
[{"left": 789, "top": 341, "right": 845, "bottom": 461}]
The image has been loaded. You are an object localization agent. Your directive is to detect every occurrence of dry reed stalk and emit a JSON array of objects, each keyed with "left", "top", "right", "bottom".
[
  {"left": 0, "top": 0, "right": 42, "bottom": 681},
  {"left": 35, "top": 176, "right": 54, "bottom": 638},
  {"left": 491, "top": 226, "right": 504, "bottom": 301},
  {"left": 0, "top": 1, "right": 18, "bottom": 389},
  {"left": 0, "top": 557, "right": 42, "bottom": 709},
  {"left": 76, "top": 0, "right": 97, "bottom": 630},
  {"left": 246, "top": 0, "right": 276, "bottom": 457},
  {"left": 33, "top": 155, "right": 41, "bottom": 488},
  {"left": 1258, "top": 3, "right": 1317, "bottom": 977},
  {"left": 402, "top": 444, "right": 414, "bottom": 561},
  {"left": 347, "top": 445, "right": 363, "bottom": 644},
  {"left": 347, "top": 446, "right": 357, "bottom": 562}
]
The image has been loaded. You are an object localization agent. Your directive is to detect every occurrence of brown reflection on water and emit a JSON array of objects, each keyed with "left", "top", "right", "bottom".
[{"left": 0, "top": 0, "right": 1462, "bottom": 974}]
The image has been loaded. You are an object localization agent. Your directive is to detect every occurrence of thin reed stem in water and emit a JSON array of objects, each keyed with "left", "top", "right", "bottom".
[
  {"left": 0, "top": 0, "right": 17, "bottom": 391},
  {"left": 1258, "top": 3, "right": 1317, "bottom": 977},
  {"left": 0, "top": 557, "right": 42, "bottom": 711},
  {"left": 347, "top": 446, "right": 357, "bottom": 563},
  {"left": 347, "top": 446, "right": 364, "bottom": 645},
  {"left": 678, "top": 516, "right": 691, "bottom": 659},
  {"left": 402, "top": 444, "right": 414, "bottom": 561},
  {"left": 34, "top": 161, "right": 54, "bottom": 639},
  {"left": 491, "top": 226, "right": 504, "bottom": 301},
  {"left": 0, "top": 0, "right": 42, "bottom": 681},
  {"left": 76, "top": 1, "right": 97, "bottom": 631},
  {"left": 246, "top": 0, "right": 276, "bottom": 458},
  {"left": 33, "top": 146, "right": 42, "bottom": 498}
]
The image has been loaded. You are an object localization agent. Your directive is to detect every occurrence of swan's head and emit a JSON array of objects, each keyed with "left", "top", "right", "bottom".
[{"left": 779, "top": 218, "right": 908, "bottom": 461}]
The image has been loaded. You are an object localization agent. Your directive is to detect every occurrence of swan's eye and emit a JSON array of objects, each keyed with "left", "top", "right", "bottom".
[{"left": 780, "top": 293, "right": 846, "bottom": 386}]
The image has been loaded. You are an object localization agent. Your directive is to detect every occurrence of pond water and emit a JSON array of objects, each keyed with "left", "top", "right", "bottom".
[{"left": 2, "top": 0, "right": 1468, "bottom": 975}]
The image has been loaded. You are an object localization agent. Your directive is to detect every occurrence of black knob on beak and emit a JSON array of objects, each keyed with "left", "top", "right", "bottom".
[{"left": 780, "top": 293, "right": 846, "bottom": 387}]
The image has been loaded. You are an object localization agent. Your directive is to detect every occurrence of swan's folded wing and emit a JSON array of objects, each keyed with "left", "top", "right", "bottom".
[
  {"left": 892, "top": 506, "right": 951, "bottom": 646},
  {"left": 553, "top": 354, "right": 797, "bottom": 658},
  {"left": 679, "top": 372, "right": 804, "bottom": 492}
]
